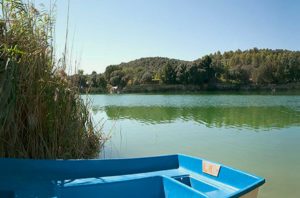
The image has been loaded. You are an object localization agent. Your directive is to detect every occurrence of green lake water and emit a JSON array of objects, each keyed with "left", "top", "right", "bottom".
[{"left": 90, "top": 94, "right": 300, "bottom": 198}]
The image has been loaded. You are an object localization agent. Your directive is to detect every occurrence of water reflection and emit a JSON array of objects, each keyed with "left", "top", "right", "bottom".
[
  {"left": 94, "top": 106, "right": 300, "bottom": 130},
  {"left": 90, "top": 95, "right": 300, "bottom": 198}
]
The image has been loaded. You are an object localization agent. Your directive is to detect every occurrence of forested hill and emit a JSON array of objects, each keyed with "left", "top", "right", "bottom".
[
  {"left": 114, "top": 57, "right": 188, "bottom": 72},
  {"left": 105, "top": 48, "right": 300, "bottom": 86},
  {"left": 104, "top": 57, "right": 188, "bottom": 86},
  {"left": 74, "top": 49, "right": 300, "bottom": 92}
]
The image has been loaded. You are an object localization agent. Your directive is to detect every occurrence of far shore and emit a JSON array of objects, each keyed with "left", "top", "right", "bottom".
[{"left": 81, "top": 82, "right": 300, "bottom": 94}]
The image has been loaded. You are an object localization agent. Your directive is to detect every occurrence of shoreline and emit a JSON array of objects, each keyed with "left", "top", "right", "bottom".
[
  {"left": 82, "top": 82, "right": 300, "bottom": 94},
  {"left": 119, "top": 83, "right": 300, "bottom": 94}
]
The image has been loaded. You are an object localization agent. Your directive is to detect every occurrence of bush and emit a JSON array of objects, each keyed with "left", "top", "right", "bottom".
[{"left": 0, "top": 0, "right": 104, "bottom": 159}]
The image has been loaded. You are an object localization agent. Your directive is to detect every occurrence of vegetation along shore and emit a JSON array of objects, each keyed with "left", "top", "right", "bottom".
[
  {"left": 0, "top": 0, "right": 104, "bottom": 159},
  {"left": 73, "top": 49, "right": 300, "bottom": 93}
]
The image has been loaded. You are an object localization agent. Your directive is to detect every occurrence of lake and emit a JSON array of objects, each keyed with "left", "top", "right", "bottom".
[{"left": 90, "top": 94, "right": 300, "bottom": 198}]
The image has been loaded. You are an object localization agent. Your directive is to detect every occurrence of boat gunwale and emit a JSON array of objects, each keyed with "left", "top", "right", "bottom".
[{"left": 0, "top": 153, "right": 265, "bottom": 197}]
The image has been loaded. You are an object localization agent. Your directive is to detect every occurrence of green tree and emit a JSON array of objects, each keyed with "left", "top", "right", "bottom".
[
  {"left": 91, "top": 71, "right": 97, "bottom": 87},
  {"left": 140, "top": 72, "right": 153, "bottom": 84},
  {"left": 201, "top": 55, "right": 214, "bottom": 83},
  {"left": 104, "top": 65, "right": 120, "bottom": 80},
  {"left": 109, "top": 70, "right": 128, "bottom": 87},
  {"left": 77, "top": 69, "right": 87, "bottom": 88},
  {"left": 162, "top": 62, "right": 176, "bottom": 84},
  {"left": 97, "top": 74, "right": 107, "bottom": 89},
  {"left": 175, "top": 63, "right": 188, "bottom": 84}
]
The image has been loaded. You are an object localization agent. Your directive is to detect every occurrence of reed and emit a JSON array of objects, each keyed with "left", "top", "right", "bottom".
[{"left": 0, "top": 0, "right": 104, "bottom": 159}]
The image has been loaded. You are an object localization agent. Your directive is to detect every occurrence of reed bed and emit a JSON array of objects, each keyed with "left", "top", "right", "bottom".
[{"left": 0, "top": 0, "right": 104, "bottom": 159}]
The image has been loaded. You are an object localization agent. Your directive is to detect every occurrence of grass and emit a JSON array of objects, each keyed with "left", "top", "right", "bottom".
[{"left": 0, "top": 0, "right": 105, "bottom": 159}]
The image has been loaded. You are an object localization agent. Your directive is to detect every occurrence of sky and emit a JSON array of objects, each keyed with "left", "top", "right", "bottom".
[{"left": 38, "top": 0, "right": 300, "bottom": 74}]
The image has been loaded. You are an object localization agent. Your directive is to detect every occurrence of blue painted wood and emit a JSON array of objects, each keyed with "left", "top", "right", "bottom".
[{"left": 0, "top": 154, "right": 265, "bottom": 198}]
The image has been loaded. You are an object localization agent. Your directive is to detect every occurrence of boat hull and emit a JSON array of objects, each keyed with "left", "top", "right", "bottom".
[{"left": 0, "top": 154, "right": 265, "bottom": 198}]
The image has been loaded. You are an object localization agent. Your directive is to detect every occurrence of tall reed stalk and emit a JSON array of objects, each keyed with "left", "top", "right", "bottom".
[{"left": 0, "top": 0, "right": 104, "bottom": 159}]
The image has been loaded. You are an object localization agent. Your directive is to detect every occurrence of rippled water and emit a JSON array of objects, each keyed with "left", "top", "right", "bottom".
[{"left": 90, "top": 94, "right": 300, "bottom": 198}]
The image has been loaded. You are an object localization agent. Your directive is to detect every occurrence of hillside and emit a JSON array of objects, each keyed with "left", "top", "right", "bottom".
[
  {"left": 74, "top": 48, "right": 300, "bottom": 92},
  {"left": 106, "top": 48, "right": 300, "bottom": 85}
]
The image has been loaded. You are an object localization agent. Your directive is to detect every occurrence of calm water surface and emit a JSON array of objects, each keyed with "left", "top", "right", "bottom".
[{"left": 90, "top": 94, "right": 300, "bottom": 198}]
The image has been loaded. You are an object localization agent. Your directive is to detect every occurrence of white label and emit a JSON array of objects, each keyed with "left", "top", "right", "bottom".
[{"left": 202, "top": 161, "right": 221, "bottom": 177}]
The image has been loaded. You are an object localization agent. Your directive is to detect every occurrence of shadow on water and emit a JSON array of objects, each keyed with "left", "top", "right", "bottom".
[{"left": 94, "top": 106, "right": 300, "bottom": 131}]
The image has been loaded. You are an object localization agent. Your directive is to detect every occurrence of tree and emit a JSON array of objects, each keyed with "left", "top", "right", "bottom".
[
  {"left": 98, "top": 49, "right": 300, "bottom": 88},
  {"left": 77, "top": 69, "right": 87, "bottom": 88},
  {"left": 78, "top": 69, "right": 84, "bottom": 75},
  {"left": 140, "top": 72, "right": 153, "bottom": 84},
  {"left": 200, "top": 55, "right": 214, "bottom": 83},
  {"left": 91, "top": 71, "right": 97, "bottom": 87},
  {"left": 175, "top": 63, "right": 188, "bottom": 84},
  {"left": 104, "top": 65, "right": 120, "bottom": 80},
  {"left": 162, "top": 62, "right": 176, "bottom": 84},
  {"left": 109, "top": 70, "right": 128, "bottom": 87},
  {"left": 227, "top": 66, "right": 250, "bottom": 84},
  {"left": 97, "top": 74, "right": 107, "bottom": 90}
]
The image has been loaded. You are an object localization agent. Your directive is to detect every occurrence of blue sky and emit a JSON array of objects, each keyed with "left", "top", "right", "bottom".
[{"left": 42, "top": 0, "right": 300, "bottom": 73}]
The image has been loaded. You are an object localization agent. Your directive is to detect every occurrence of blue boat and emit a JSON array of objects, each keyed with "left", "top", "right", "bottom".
[{"left": 0, "top": 154, "right": 265, "bottom": 198}]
